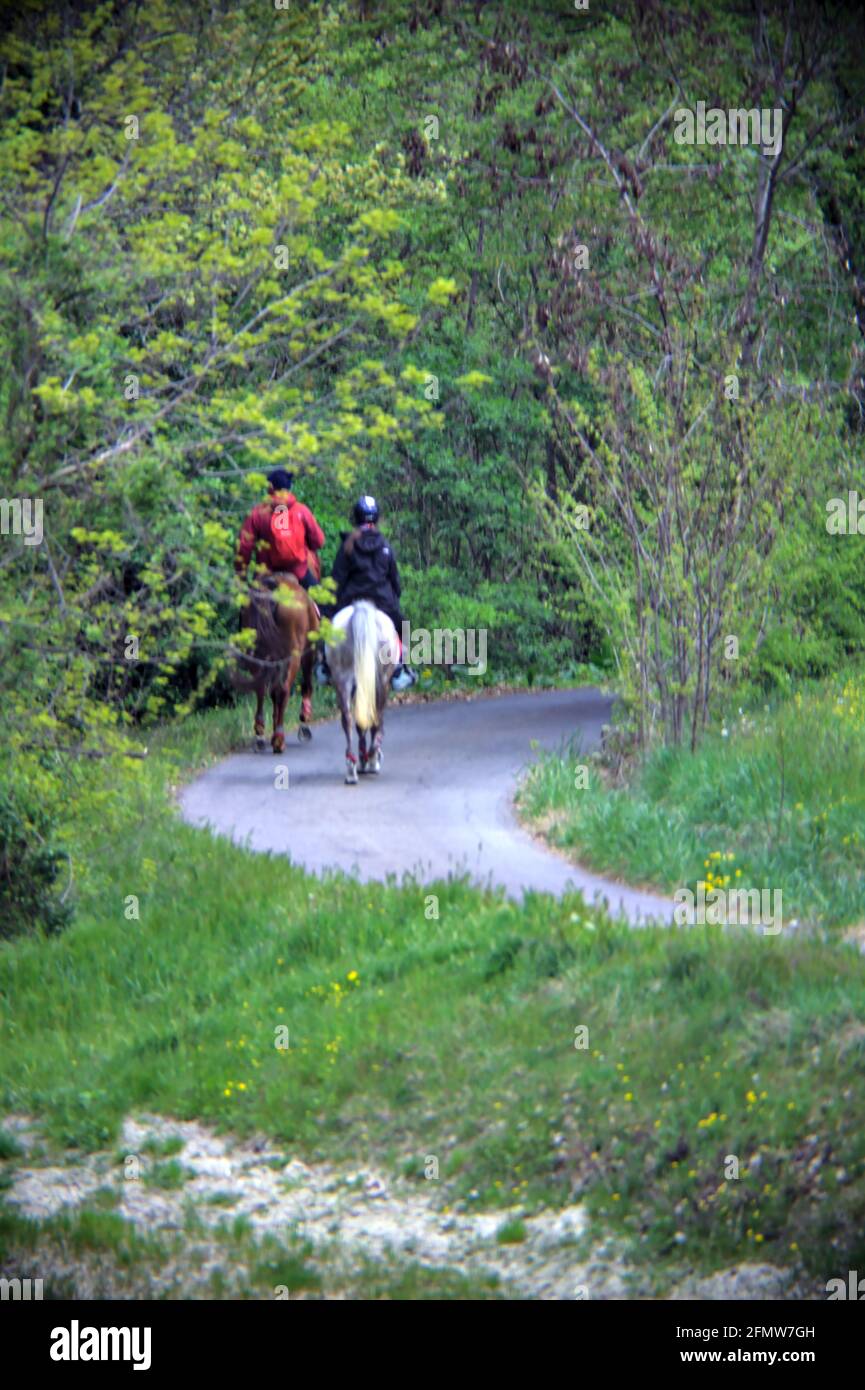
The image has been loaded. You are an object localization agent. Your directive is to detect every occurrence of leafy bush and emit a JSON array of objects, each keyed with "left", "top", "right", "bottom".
[
  {"left": 749, "top": 511, "right": 865, "bottom": 692},
  {"left": 0, "top": 779, "right": 73, "bottom": 940},
  {"left": 397, "top": 564, "right": 600, "bottom": 683}
]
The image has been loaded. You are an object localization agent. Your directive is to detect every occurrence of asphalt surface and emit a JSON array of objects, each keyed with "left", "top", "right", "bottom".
[{"left": 179, "top": 688, "right": 674, "bottom": 924}]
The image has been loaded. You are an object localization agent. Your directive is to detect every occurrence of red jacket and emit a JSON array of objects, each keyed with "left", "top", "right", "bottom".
[{"left": 236, "top": 491, "right": 325, "bottom": 579}]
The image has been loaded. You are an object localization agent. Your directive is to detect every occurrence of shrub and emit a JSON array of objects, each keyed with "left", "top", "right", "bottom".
[{"left": 0, "top": 779, "right": 74, "bottom": 940}]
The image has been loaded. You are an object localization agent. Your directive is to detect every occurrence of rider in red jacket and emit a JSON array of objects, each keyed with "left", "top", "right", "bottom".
[{"left": 235, "top": 469, "right": 325, "bottom": 587}]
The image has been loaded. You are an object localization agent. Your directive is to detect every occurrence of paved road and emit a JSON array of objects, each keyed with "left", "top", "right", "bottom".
[{"left": 179, "top": 689, "right": 674, "bottom": 924}]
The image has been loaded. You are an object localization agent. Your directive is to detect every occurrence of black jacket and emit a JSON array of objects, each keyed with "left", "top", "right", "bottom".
[{"left": 332, "top": 526, "right": 402, "bottom": 624}]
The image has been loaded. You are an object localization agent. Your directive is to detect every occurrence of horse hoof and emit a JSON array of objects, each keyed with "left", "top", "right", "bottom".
[
  {"left": 255, "top": 737, "right": 267, "bottom": 752},
  {"left": 367, "top": 751, "right": 382, "bottom": 775},
  {"left": 272, "top": 738, "right": 285, "bottom": 755},
  {"left": 297, "top": 724, "right": 312, "bottom": 743},
  {"left": 345, "top": 762, "right": 358, "bottom": 785}
]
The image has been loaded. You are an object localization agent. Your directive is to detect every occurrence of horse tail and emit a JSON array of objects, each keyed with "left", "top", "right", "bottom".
[
  {"left": 252, "top": 590, "right": 282, "bottom": 648},
  {"left": 352, "top": 601, "right": 378, "bottom": 730},
  {"left": 231, "top": 589, "right": 285, "bottom": 692}
]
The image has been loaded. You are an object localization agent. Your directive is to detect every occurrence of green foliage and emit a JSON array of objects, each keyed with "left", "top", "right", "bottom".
[
  {"left": 143, "top": 1160, "right": 189, "bottom": 1191},
  {"left": 2, "top": 0, "right": 865, "bottom": 1299},
  {"left": 1, "top": 710, "right": 864, "bottom": 1285},
  {"left": 496, "top": 1218, "right": 527, "bottom": 1245},
  {"left": 0, "top": 777, "right": 73, "bottom": 940},
  {"left": 0, "top": 1128, "right": 23, "bottom": 1160},
  {"left": 2, "top": 0, "right": 864, "bottom": 779},
  {"left": 747, "top": 488, "right": 865, "bottom": 693},
  {"left": 520, "top": 669, "right": 865, "bottom": 929},
  {"left": 0, "top": 0, "right": 444, "bottom": 771}
]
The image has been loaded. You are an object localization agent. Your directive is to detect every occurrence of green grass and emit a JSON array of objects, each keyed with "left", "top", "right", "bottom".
[
  {"left": 88, "top": 1186, "right": 121, "bottom": 1210},
  {"left": 0, "top": 1128, "right": 23, "bottom": 1161},
  {"left": 141, "top": 1135, "right": 185, "bottom": 1158},
  {"left": 0, "top": 1204, "right": 171, "bottom": 1270},
  {"left": 1, "top": 689, "right": 865, "bottom": 1294},
  {"left": 251, "top": 1249, "right": 322, "bottom": 1295},
  {"left": 143, "top": 1160, "right": 190, "bottom": 1191},
  {"left": 496, "top": 1218, "right": 527, "bottom": 1245},
  {"left": 340, "top": 1260, "right": 506, "bottom": 1299},
  {"left": 0, "top": 1200, "right": 505, "bottom": 1299},
  {"left": 519, "top": 670, "right": 865, "bottom": 929}
]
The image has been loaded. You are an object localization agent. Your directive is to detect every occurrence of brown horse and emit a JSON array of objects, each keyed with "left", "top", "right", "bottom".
[{"left": 235, "top": 574, "right": 319, "bottom": 753}]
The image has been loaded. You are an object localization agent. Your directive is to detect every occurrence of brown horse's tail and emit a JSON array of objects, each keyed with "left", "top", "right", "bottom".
[{"left": 231, "top": 587, "right": 289, "bottom": 693}]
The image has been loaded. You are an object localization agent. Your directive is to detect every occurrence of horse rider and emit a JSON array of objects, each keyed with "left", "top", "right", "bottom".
[
  {"left": 318, "top": 494, "right": 416, "bottom": 692},
  {"left": 235, "top": 467, "right": 325, "bottom": 590}
]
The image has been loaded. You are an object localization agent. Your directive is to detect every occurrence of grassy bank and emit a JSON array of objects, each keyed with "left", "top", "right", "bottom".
[
  {"left": 519, "top": 670, "right": 865, "bottom": 931},
  {"left": 1, "top": 691, "right": 865, "bottom": 1294}
]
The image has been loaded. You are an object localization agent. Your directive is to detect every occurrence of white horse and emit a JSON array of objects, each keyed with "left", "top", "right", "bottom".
[{"left": 326, "top": 601, "right": 397, "bottom": 784}]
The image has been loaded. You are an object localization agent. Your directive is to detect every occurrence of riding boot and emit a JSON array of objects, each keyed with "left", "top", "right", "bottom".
[{"left": 391, "top": 663, "right": 417, "bottom": 692}]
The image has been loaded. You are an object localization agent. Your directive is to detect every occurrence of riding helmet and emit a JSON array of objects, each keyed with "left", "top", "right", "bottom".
[{"left": 353, "top": 494, "right": 379, "bottom": 525}]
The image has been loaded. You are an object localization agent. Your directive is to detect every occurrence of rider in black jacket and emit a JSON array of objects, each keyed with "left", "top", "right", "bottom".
[{"left": 319, "top": 495, "right": 416, "bottom": 690}]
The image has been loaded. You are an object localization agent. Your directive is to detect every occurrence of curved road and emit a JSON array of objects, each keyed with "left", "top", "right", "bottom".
[{"left": 180, "top": 689, "right": 674, "bottom": 924}]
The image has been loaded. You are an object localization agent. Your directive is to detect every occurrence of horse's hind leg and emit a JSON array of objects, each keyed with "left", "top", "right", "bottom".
[
  {"left": 300, "top": 600, "right": 318, "bottom": 728},
  {"left": 270, "top": 687, "right": 283, "bottom": 754},
  {"left": 298, "top": 642, "right": 314, "bottom": 735},
  {"left": 336, "top": 681, "right": 358, "bottom": 784},
  {"left": 272, "top": 651, "right": 301, "bottom": 754},
  {"left": 365, "top": 713, "right": 383, "bottom": 774},
  {"left": 254, "top": 684, "right": 267, "bottom": 747}
]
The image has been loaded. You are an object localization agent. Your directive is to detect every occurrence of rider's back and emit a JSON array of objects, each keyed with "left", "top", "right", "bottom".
[{"left": 335, "top": 526, "right": 398, "bottom": 608}]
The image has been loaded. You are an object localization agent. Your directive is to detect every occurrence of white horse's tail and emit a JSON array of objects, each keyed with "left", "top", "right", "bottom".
[{"left": 352, "top": 601, "right": 378, "bottom": 730}]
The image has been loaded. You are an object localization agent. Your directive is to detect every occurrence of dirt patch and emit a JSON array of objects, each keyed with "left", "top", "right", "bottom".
[{"left": 1, "top": 1113, "right": 811, "bottom": 1300}]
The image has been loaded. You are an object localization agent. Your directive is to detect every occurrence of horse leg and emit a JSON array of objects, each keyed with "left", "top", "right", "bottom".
[
  {"left": 271, "top": 599, "right": 303, "bottom": 755},
  {"left": 254, "top": 683, "right": 267, "bottom": 746},
  {"left": 364, "top": 665, "right": 389, "bottom": 774},
  {"left": 269, "top": 687, "right": 282, "bottom": 754},
  {"left": 272, "top": 690, "right": 288, "bottom": 754},
  {"left": 273, "top": 650, "right": 300, "bottom": 754},
  {"left": 336, "top": 679, "right": 358, "bottom": 785},
  {"left": 240, "top": 601, "right": 266, "bottom": 743},
  {"left": 299, "top": 606, "right": 317, "bottom": 728},
  {"left": 357, "top": 728, "right": 369, "bottom": 771},
  {"left": 366, "top": 713, "right": 383, "bottom": 774},
  {"left": 298, "top": 642, "right": 314, "bottom": 734}
]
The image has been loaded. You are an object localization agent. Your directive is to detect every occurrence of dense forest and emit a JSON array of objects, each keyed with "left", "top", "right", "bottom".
[
  {"left": 2, "top": 0, "right": 865, "bottom": 1310},
  {"left": 3, "top": 0, "right": 864, "bottom": 749}
]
